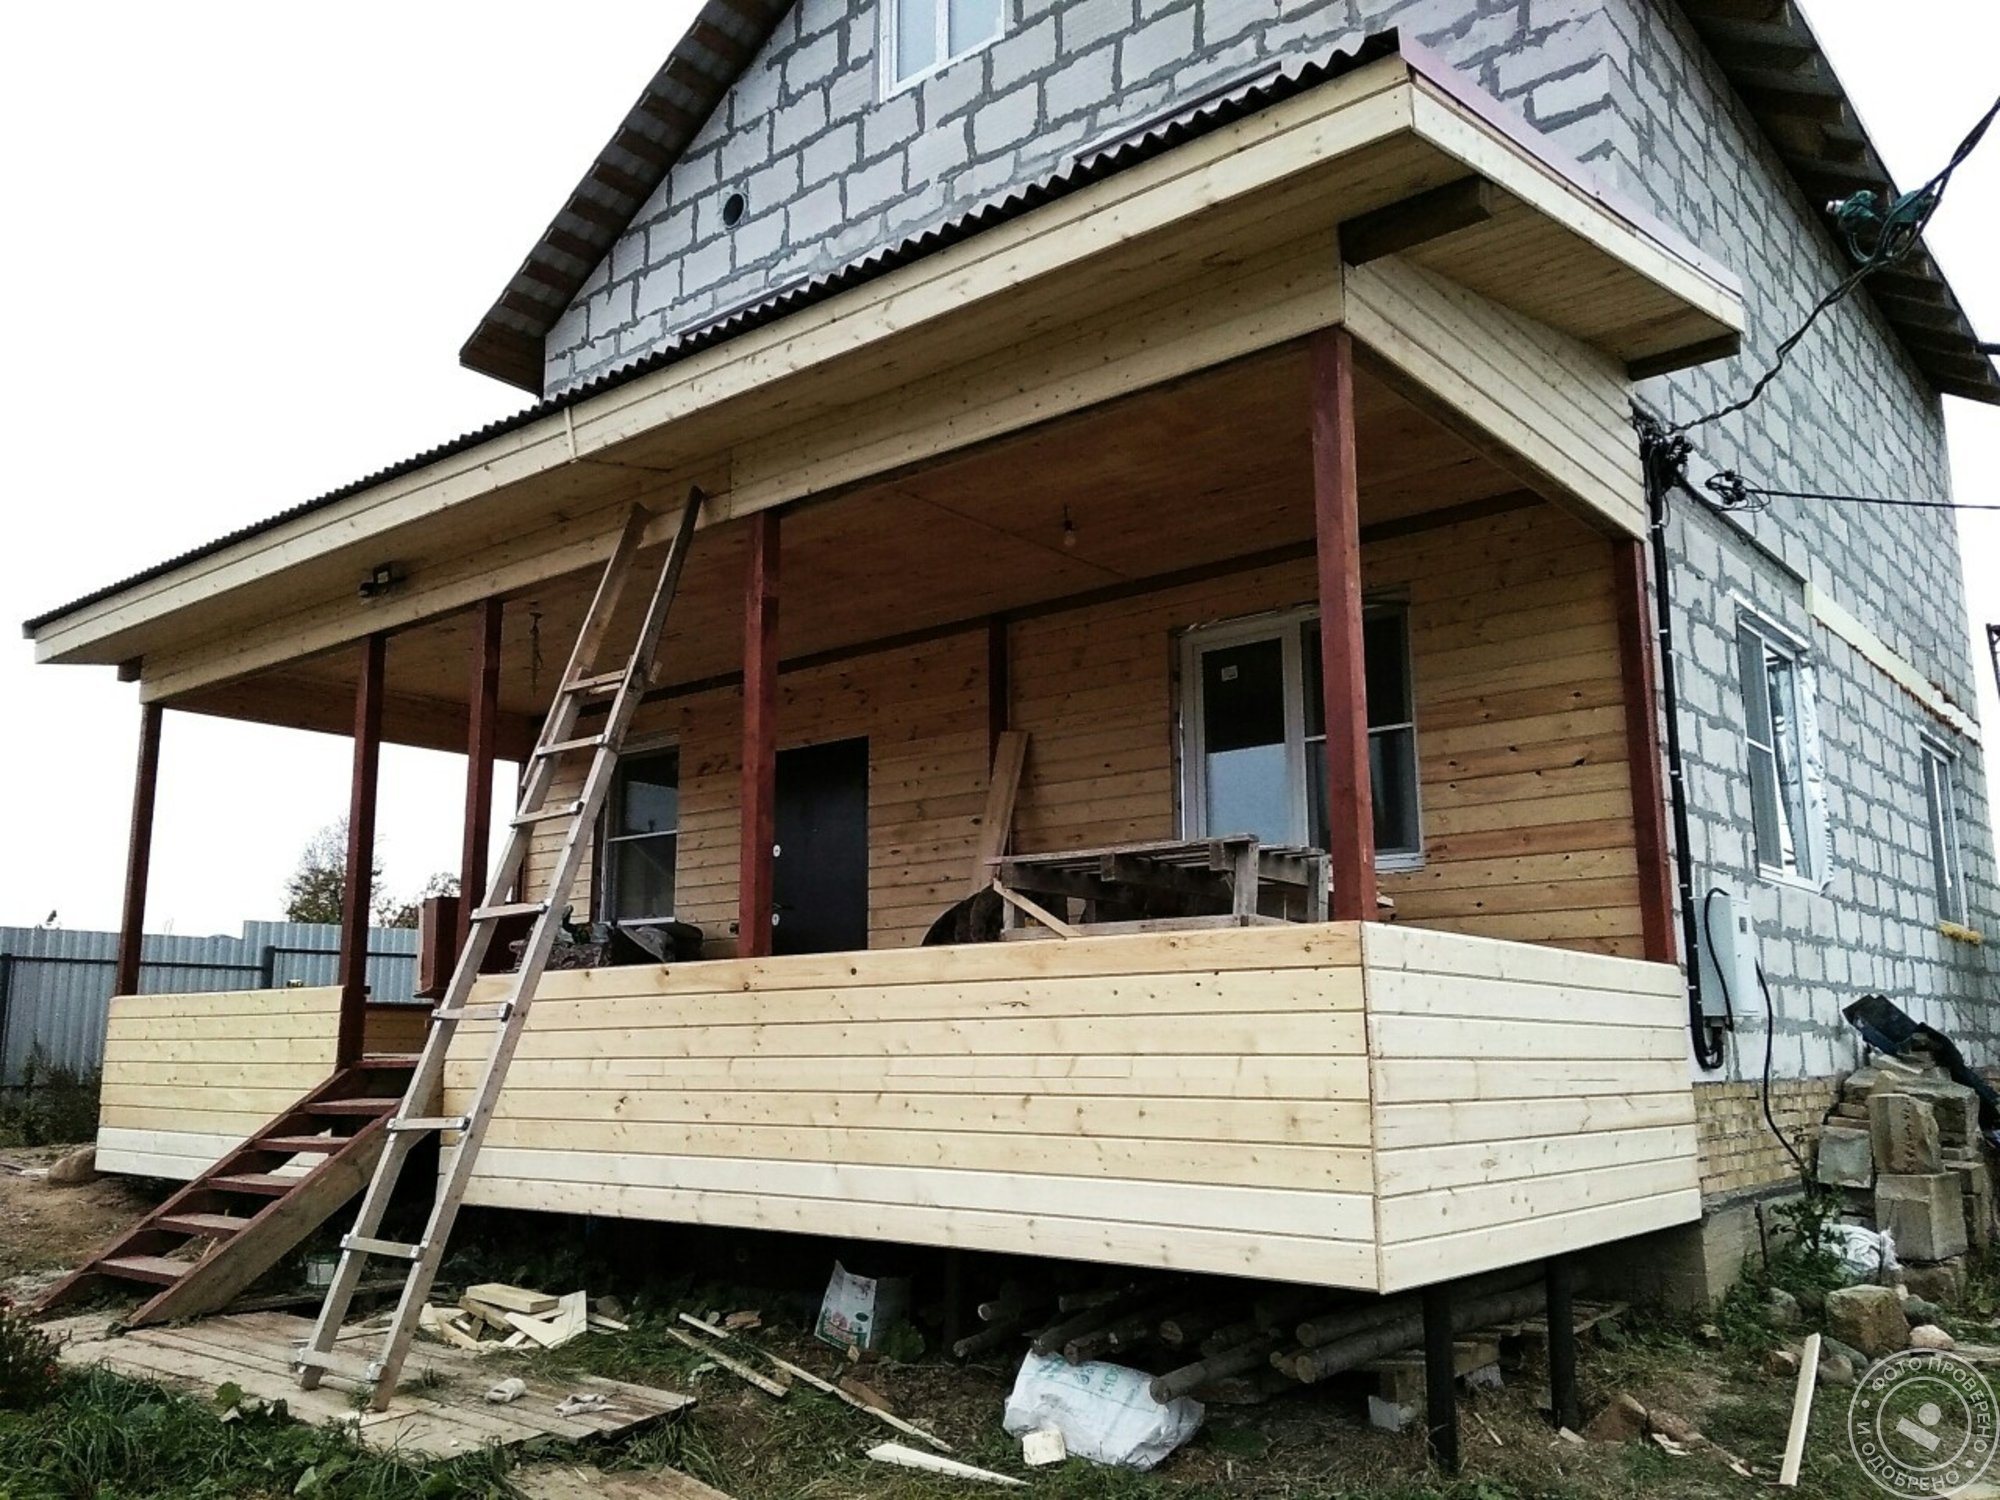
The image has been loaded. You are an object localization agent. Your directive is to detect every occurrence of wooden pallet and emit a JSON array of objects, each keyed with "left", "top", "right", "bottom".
[
  {"left": 35, "top": 1056, "right": 422, "bottom": 1326},
  {"left": 49, "top": 1310, "right": 693, "bottom": 1456}
]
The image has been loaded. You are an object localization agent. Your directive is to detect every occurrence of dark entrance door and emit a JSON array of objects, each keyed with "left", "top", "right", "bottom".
[{"left": 772, "top": 737, "right": 869, "bottom": 956}]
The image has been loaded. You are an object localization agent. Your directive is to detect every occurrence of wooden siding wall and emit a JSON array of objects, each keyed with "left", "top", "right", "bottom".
[
  {"left": 1360, "top": 924, "right": 1699, "bottom": 1291},
  {"left": 1011, "top": 503, "right": 1646, "bottom": 954},
  {"left": 531, "top": 502, "right": 1642, "bottom": 957},
  {"left": 445, "top": 926, "right": 1380, "bottom": 1287},
  {"left": 529, "top": 630, "right": 989, "bottom": 954},
  {"left": 95, "top": 989, "right": 416, "bottom": 1180}
]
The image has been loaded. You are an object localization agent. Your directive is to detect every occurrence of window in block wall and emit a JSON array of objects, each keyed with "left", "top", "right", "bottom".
[
  {"left": 601, "top": 746, "right": 680, "bottom": 923},
  {"left": 1735, "top": 615, "right": 1827, "bottom": 884},
  {"left": 1179, "top": 604, "right": 1421, "bottom": 866},
  {"left": 1921, "top": 738, "right": 1967, "bottom": 924},
  {"left": 886, "top": 0, "right": 1004, "bottom": 86}
]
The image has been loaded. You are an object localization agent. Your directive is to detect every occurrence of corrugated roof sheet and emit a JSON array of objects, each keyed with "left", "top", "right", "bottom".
[{"left": 23, "top": 32, "right": 1406, "bottom": 638}]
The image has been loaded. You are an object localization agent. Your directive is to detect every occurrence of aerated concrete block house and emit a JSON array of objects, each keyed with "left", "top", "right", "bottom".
[{"left": 22, "top": 0, "right": 1998, "bottom": 1323}]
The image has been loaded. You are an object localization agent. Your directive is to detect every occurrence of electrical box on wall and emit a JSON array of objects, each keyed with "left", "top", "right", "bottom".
[{"left": 1696, "top": 887, "right": 1759, "bottom": 1026}]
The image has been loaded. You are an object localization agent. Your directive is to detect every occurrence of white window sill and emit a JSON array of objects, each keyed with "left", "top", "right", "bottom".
[{"left": 1755, "top": 867, "right": 1824, "bottom": 895}]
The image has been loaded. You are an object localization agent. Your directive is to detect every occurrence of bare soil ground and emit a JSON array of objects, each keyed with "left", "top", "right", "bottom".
[{"left": 0, "top": 1145, "right": 160, "bottom": 1298}]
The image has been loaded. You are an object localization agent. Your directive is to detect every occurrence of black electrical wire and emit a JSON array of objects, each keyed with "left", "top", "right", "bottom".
[
  {"left": 1699, "top": 889, "right": 1738, "bottom": 1033},
  {"left": 1706, "top": 476, "right": 2000, "bottom": 514},
  {"left": 1756, "top": 961, "right": 1806, "bottom": 1174},
  {"left": 1671, "top": 89, "right": 2000, "bottom": 437}
]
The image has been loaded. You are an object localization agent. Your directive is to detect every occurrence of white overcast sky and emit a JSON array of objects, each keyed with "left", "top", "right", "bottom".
[{"left": 1, "top": 2, "right": 1996, "bottom": 935}]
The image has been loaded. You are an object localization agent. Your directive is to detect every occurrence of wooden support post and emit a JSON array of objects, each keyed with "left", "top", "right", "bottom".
[
  {"left": 1613, "top": 538, "right": 1677, "bottom": 964},
  {"left": 1422, "top": 1282, "right": 1459, "bottom": 1476},
  {"left": 1309, "top": 328, "right": 1377, "bottom": 920},
  {"left": 738, "top": 511, "right": 780, "bottom": 958},
  {"left": 113, "top": 703, "right": 164, "bottom": 998},
  {"left": 1545, "top": 1255, "right": 1581, "bottom": 1433},
  {"left": 337, "top": 634, "right": 386, "bottom": 1067},
  {"left": 457, "top": 598, "right": 504, "bottom": 959}
]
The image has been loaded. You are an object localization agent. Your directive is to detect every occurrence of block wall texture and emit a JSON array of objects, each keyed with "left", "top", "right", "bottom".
[{"left": 538, "top": 0, "right": 1998, "bottom": 1074}]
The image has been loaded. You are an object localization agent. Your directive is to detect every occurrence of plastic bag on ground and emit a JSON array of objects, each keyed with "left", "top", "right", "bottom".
[
  {"left": 1823, "top": 1222, "right": 1899, "bottom": 1284},
  {"left": 1002, "top": 1352, "right": 1203, "bottom": 1470}
]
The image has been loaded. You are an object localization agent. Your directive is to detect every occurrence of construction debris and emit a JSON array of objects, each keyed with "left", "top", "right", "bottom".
[
  {"left": 666, "top": 1326, "right": 790, "bottom": 1398},
  {"left": 866, "top": 1442, "right": 1024, "bottom": 1487},
  {"left": 419, "top": 1286, "right": 608, "bottom": 1355},
  {"left": 1022, "top": 1426, "right": 1068, "bottom": 1466},
  {"left": 468, "top": 1282, "right": 558, "bottom": 1316},
  {"left": 486, "top": 1376, "right": 528, "bottom": 1405}
]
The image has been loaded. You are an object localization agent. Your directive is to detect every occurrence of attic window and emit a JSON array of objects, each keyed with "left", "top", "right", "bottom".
[{"left": 888, "top": 0, "right": 1004, "bottom": 86}]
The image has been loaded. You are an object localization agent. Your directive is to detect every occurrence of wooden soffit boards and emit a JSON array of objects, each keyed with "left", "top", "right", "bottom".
[{"left": 40, "top": 51, "right": 1738, "bottom": 694}]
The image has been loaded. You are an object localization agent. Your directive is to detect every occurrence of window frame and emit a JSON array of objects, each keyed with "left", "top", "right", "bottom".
[
  {"left": 1920, "top": 735, "right": 1968, "bottom": 925},
  {"left": 881, "top": 0, "right": 1007, "bottom": 93},
  {"left": 1177, "top": 602, "right": 1423, "bottom": 871},
  {"left": 597, "top": 739, "right": 682, "bottom": 926},
  {"left": 1735, "top": 611, "right": 1820, "bottom": 887}
]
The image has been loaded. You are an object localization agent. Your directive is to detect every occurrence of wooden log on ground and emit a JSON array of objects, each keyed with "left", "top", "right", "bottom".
[
  {"left": 1198, "top": 1318, "right": 1264, "bottom": 1357},
  {"left": 1192, "top": 1367, "right": 1298, "bottom": 1406},
  {"left": 1159, "top": 1304, "right": 1242, "bottom": 1350},
  {"left": 1151, "top": 1331, "right": 1285, "bottom": 1404},
  {"left": 952, "top": 1316, "right": 1025, "bottom": 1360},
  {"left": 1294, "top": 1296, "right": 1416, "bottom": 1351},
  {"left": 1030, "top": 1283, "right": 1177, "bottom": 1357},
  {"left": 1285, "top": 1285, "right": 1545, "bottom": 1385}
]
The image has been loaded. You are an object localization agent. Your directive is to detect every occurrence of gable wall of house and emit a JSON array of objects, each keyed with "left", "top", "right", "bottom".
[{"left": 536, "top": 0, "right": 1995, "bottom": 1091}]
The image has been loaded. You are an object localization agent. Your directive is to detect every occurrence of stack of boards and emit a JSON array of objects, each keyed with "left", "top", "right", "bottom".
[{"left": 418, "top": 1282, "right": 625, "bottom": 1354}]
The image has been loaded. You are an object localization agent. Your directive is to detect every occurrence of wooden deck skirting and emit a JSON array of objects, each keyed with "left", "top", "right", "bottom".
[
  {"left": 434, "top": 923, "right": 1698, "bottom": 1293},
  {"left": 96, "top": 988, "right": 425, "bottom": 1180}
]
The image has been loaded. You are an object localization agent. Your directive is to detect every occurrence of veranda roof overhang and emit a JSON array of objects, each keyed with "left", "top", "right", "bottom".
[{"left": 25, "top": 40, "right": 1743, "bottom": 709}]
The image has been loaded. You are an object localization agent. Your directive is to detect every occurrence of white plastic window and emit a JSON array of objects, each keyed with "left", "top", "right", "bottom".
[
  {"left": 1736, "top": 617, "right": 1825, "bottom": 883},
  {"left": 887, "top": 0, "right": 1004, "bottom": 86},
  {"left": 601, "top": 746, "right": 680, "bottom": 923},
  {"left": 1180, "top": 605, "right": 1421, "bottom": 867},
  {"left": 1921, "top": 739, "right": 1967, "bottom": 924}
]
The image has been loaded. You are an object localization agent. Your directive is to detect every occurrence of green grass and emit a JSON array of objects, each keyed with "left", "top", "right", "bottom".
[{"left": 0, "top": 1365, "right": 516, "bottom": 1499}]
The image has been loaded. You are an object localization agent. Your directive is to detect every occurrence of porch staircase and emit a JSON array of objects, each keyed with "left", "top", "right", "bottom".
[{"left": 35, "top": 1054, "right": 425, "bottom": 1326}]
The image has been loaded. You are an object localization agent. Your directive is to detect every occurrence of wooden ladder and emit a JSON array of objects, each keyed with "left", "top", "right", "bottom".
[
  {"left": 296, "top": 493, "right": 703, "bottom": 1408},
  {"left": 35, "top": 1055, "right": 418, "bottom": 1325}
]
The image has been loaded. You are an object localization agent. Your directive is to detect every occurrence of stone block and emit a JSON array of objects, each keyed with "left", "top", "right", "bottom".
[
  {"left": 1825, "top": 1284, "right": 1909, "bottom": 1358},
  {"left": 1904, "top": 1260, "right": 1966, "bottom": 1303},
  {"left": 1816, "top": 1125, "right": 1874, "bottom": 1189},
  {"left": 1878, "top": 1172, "right": 1969, "bottom": 1263},
  {"left": 1870, "top": 1093, "right": 1942, "bottom": 1175},
  {"left": 1958, "top": 1164, "right": 1995, "bottom": 1253},
  {"left": 1901, "top": 1078, "right": 1979, "bottom": 1146}
]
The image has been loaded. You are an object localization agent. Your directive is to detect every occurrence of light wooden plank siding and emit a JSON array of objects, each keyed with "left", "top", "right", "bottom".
[
  {"left": 526, "top": 630, "right": 989, "bottom": 953},
  {"left": 1361, "top": 923, "right": 1698, "bottom": 1292},
  {"left": 95, "top": 990, "right": 414, "bottom": 1180},
  {"left": 1009, "top": 502, "right": 1646, "bottom": 955},
  {"left": 528, "top": 502, "right": 1641, "bottom": 957},
  {"left": 1341, "top": 256, "right": 1646, "bottom": 537},
  {"left": 443, "top": 925, "right": 1382, "bottom": 1288},
  {"left": 437, "top": 923, "right": 1696, "bottom": 1290}
]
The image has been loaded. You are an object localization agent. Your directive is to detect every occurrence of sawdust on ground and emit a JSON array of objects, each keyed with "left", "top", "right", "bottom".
[{"left": 0, "top": 1145, "right": 159, "bottom": 1298}]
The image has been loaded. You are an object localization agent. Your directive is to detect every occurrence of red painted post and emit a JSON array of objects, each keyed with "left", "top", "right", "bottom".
[
  {"left": 1309, "top": 328, "right": 1377, "bottom": 921},
  {"left": 1614, "top": 537, "right": 1678, "bottom": 963},
  {"left": 457, "top": 598, "right": 503, "bottom": 959},
  {"left": 738, "top": 511, "right": 781, "bottom": 958},
  {"left": 113, "top": 703, "right": 164, "bottom": 998},
  {"left": 337, "top": 633, "right": 386, "bottom": 1066}
]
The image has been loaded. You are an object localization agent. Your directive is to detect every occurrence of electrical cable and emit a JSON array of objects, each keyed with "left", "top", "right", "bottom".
[
  {"left": 1756, "top": 960, "right": 1806, "bottom": 1174},
  {"left": 1671, "top": 89, "right": 2000, "bottom": 437},
  {"left": 1705, "top": 476, "right": 2000, "bottom": 515}
]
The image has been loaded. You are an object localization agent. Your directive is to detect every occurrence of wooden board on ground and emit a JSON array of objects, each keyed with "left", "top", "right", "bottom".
[{"left": 54, "top": 1311, "right": 691, "bottom": 1457}]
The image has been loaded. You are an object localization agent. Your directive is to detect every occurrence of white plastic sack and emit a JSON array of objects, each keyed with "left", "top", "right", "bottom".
[
  {"left": 1002, "top": 1352, "right": 1203, "bottom": 1471},
  {"left": 1823, "top": 1222, "right": 1899, "bottom": 1284}
]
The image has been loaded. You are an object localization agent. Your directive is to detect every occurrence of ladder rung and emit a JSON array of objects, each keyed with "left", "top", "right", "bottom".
[
  {"left": 294, "top": 1348, "right": 380, "bottom": 1379},
  {"left": 342, "top": 1234, "right": 422, "bottom": 1260},
  {"left": 389, "top": 1116, "right": 467, "bottom": 1134},
  {"left": 471, "top": 901, "right": 548, "bottom": 922},
  {"left": 565, "top": 670, "right": 626, "bottom": 695},
  {"left": 433, "top": 1001, "right": 512, "bottom": 1024},
  {"left": 534, "top": 734, "right": 608, "bottom": 758},
  {"left": 512, "top": 800, "right": 584, "bottom": 827}
]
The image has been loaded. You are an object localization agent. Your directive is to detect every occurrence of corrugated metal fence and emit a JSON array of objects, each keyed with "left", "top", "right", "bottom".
[{"left": 0, "top": 921, "right": 419, "bottom": 1088}]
